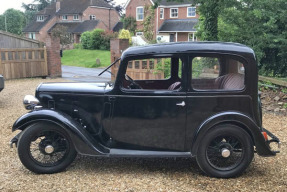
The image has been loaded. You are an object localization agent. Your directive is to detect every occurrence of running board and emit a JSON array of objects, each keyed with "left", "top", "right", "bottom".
[{"left": 110, "top": 149, "right": 192, "bottom": 157}]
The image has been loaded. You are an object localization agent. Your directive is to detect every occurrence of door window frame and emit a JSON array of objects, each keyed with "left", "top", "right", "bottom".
[
  {"left": 187, "top": 53, "right": 248, "bottom": 93},
  {"left": 117, "top": 54, "right": 188, "bottom": 94}
]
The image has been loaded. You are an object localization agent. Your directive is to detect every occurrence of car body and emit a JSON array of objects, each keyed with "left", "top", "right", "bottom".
[{"left": 11, "top": 42, "right": 280, "bottom": 178}]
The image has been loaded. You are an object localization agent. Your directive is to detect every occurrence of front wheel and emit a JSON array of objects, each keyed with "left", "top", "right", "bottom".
[
  {"left": 196, "top": 124, "right": 254, "bottom": 178},
  {"left": 17, "top": 122, "right": 77, "bottom": 174}
]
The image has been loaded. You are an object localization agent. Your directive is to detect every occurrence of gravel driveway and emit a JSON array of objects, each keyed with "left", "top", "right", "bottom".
[{"left": 0, "top": 78, "right": 286, "bottom": 192}]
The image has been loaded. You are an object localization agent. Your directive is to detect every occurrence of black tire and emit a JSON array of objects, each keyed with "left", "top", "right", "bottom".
[
  {"left": 17, "top": 122, "right": 77, "bottom": 174},
  {"left": 196, "top": 124, "right": 254, "bottom": 178}
]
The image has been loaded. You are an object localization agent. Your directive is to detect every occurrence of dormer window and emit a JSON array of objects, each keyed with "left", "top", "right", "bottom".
[
  {"left": 170, "top": 8, "right": 178, "bottom": 18},
  {"left": 136, "top": 7, "right": 144, "bottom": 21},
  {"left": 73, "top": 15, "right": 79, "bottom": 20},
  {"left": 62, "top": 15, "right": 68, "bottom": 20},
  {"left": 90, "top": 15, "right": 96, "bottom": 20},
  {"left": 187, "top": 7, "right": 196, "bottom": 17},
  {"left": 37, "top": 15, "right": 44, "bottom": 21}
]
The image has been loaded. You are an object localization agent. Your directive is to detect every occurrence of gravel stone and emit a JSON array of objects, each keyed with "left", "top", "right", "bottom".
[{"left": 0, "top": 78, "right": 286, "bottom": 192}]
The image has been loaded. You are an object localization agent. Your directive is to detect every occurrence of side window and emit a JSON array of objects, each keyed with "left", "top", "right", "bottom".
[
  {"left": 191, "top": 56, "right": 245, "bottom": 90},
  {"left": 122, "top": 57, "right": 182, "bottom": 90}
]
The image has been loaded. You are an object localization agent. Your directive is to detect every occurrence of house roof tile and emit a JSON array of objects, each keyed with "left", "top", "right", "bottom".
[
  {"left": 158, "top": 19, "right": 198, "bottom": 32},
  {"left": 48, "top": 20, "right": 101, "bottom": 34},
  {"left": 56, "top": 0, "right": 113, "bottom": 15},
  {"left": 155, "top": 0, "right": 195, "bottom": 6}
]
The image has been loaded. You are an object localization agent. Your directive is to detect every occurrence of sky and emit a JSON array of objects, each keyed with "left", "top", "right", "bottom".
[{"left": 0, "top": 0, "right": 126, "bottom": 14}]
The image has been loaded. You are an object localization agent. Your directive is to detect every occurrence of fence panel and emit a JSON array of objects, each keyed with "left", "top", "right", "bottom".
[{"left": 0, "top": 48, "right": 48, "bottom": 80}]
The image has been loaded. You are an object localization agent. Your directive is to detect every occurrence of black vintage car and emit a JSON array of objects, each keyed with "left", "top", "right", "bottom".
[{"left": 10, "top": 42, "right": 280, "bottom": 178}]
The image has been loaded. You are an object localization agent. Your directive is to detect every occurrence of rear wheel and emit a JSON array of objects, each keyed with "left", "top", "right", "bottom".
[
  {"left": 196, "top": 124, "right": 254, "bottom": 178},
  {"left": 17, "top": 122, "right": 77, "bottom": 174}
]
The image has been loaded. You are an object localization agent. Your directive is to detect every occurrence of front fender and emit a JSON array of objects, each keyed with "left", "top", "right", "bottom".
[
  {"left": 191, "top": 111, "right": 276, "bottom": 157},
  {"left": 13, "top": 109, "right": 109, "bottom": 156}
]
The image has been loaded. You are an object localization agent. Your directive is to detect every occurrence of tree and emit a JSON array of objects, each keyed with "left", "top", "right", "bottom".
[
  {"left": 0, "top": 9, "right": 26, "bottom": 35},
  {"left": 22, "top": 0, "right": 55, "bottom": 12},
  {"left": 217, "top": 0, "right": 287, "bottom": 76},
  {"left": 22, "top": 0, "right": 55, "bottom": 25},
  {"left": 51, "top": 25, "right": 73, "bottom": 48},
  {"left": 123, "top": 16, "right": 137, "bottom": 34}
]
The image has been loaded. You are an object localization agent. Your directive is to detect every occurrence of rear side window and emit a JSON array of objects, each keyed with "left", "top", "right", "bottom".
[{"left": 191, "top": 56, "right": 245, "bottom": 91}]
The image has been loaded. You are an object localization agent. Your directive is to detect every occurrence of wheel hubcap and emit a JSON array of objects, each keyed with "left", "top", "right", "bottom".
[
  {"left": 44, "top": 145, "right": 54, "bottom": 154},
  {"left": 221, "top": 148, "right": 231, "bottom": 158}
]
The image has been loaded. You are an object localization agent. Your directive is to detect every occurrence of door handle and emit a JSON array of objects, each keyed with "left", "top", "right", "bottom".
[{"left": 176, "top": 101, "right": 185, "bottom": 107}]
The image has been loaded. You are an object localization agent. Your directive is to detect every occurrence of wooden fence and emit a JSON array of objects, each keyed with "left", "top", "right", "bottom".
[
  {"left": 111, "top": 59, "right": 165, "bottom": 81},
  {"left": 0, "top": 48, "right": 48, "bottom": 80}
]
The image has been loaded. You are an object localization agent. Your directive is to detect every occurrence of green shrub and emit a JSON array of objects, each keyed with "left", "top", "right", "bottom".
[
  {"left": 81, "top": 31, "right": 93, "bottom": 49},
  {"left": 73, "top": 43, "right": 82, "bottom": 49},
  {"left": 118, "top": 29, "right": 132, "bottom": 44},
  {"left": 81, "top": 29, "right": 116, "bottom": 50}
]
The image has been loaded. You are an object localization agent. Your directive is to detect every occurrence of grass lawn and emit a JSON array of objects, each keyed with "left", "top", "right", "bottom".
[{"left": 61, "top": 49, "right": 110, "bottom": 68}]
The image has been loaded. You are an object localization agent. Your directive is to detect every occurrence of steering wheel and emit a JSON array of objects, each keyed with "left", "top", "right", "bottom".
[{"left": 125, "top": 74, "right": 142, "bottom": 89}]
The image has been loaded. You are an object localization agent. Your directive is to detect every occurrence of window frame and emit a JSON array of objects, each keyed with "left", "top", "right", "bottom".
[
  {"left": 187, "top": 7, "right": 196, "bottom": 17},
  {"left": 170, "top": 8, "right": 178, "bottom": 18},
  {"left": 36, "top": 15, "right": 44, "bottom": 22},
  {"left": 160, "top": 8, "right": 164, "bottom": 19},
  {"left": 189, "top": 54, "right": 247, "bottom": 93},
  {"left": 62, "top": 15, "right": 68, "bottom": 20},
  {"left": 90, "top": 15, "right": 96, "bottom": 20},
  {"left": 119, "top": 54, "right": 187, "bottom": 92},
  {"left": 188, "top": 33, "right": 197, "bottom": 42},
  {"left": 136, "top": 6, "right": 144, "bottom": 21},
  {"left": 29, "top": 33, "right": 36, "bottom": 40},
  {"left": 73, "top": 14, "right": 79, "bottom": 20}
]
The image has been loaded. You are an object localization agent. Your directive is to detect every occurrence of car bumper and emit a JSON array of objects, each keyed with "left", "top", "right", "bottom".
[{"left": 263, "top": 128, "right": 281, "bottom": 154}]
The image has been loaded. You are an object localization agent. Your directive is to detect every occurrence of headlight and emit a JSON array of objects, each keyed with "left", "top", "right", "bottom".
[{"left": 23, "top": 95, "right": 40, "bottom": 110}]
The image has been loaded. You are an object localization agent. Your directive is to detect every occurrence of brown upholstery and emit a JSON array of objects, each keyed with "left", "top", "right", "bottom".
[
  {"left": 215, "top": 73, "right": 244, "bottom": 90},
  {"left": 168, "top": 82, "right": 181, "bottom": 90}
]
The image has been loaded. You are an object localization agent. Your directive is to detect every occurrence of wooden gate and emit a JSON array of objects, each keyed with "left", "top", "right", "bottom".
[
  {"left": 111, "top": 59, "right": 164, "bottom": 81},
  {"left": 0, "top": 48, "right": 48, "bottom": 80}
]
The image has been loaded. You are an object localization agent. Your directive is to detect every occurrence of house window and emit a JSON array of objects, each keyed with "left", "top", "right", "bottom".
[
  {"left": 73, "top": 14, "right": 79, "bottom": 20},
  {"left": 136, "top": 7, "right": 144, "bottom": 21},
  {"left": 187, "top": 7, "right": 196, "bottom": 17},
  {"left": 37, "top": 15, "right": 44, "bottom": 21},
  {"left": 62, "top": 15, "right": 68, "bottom": 20},
  {"left": 29, "top": 33, "right": 36, "bottom": 40},
  {"left": 188, "top": 33, "right": 197, "bottom": 41},
  {"left": 136, "top": 32, "right": 143, "bottom": 36},
  {"left": 90, "top": 15, "right": 96, "bottom": 20},
  {"left": 170, "top": 8, "right": 178, "bottom": 18},
  {"left": 160, "top": 8, "right": 164, "bottom": 19}
]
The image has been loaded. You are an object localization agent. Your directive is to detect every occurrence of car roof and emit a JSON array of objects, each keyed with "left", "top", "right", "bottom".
[{"left": 121, "top": 41, "right": 255, "bottom": 60}]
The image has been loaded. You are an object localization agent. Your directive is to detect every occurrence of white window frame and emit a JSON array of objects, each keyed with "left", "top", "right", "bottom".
[
  {"left": 62, "top": 15, "right": 68, "bottom": 20},
  {"left": 29, "top": 33, "right": 36, "bottom": 40},
  {"left": 170, "top": 8, "right": 178, "bottom": 18},
  {"left": 37, "top": 15, "right": 44, "bottom": 21},
  {"left": 73, "top": 14, "right": 79, "bottom": 20},
  {"left": 187, "top": 7, "right": 196, "bottom": 17},
  {"left": 160, "top": 8, "right": 164, "bottom": 19},
  {"left": 188, "top": 33, "right": 197, "bottom": 41},
  {"left": 136, "top": 6, "right": 144, "bottom": 21},
  {"left": 90, "top": 15, "right": 96, "bottom": 20}
]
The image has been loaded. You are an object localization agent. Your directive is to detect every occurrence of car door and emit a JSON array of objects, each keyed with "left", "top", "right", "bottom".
[{"left": 106, "top": 56, "right": 187, "bottom": 151}]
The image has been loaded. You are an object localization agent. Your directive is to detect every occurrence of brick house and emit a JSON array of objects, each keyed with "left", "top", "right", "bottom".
[
  {"left": 124, "top": 0, "right": 198, "bottom": 42},
  {"left": 23, "top": 0, "right": 121, "bottom": 43}
]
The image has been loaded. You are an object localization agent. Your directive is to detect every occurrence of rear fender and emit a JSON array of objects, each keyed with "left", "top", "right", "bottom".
[
  {"left": 191, "top": 112, "right": 276, "bottom": 157},
  {"left": 13, "top": 109, "right": 109, "bottom": 156}
]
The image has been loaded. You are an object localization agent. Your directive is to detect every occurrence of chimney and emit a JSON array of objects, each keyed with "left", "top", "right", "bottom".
[{"left": 56, "top": 0, "right": 61, "bottom": 12}]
